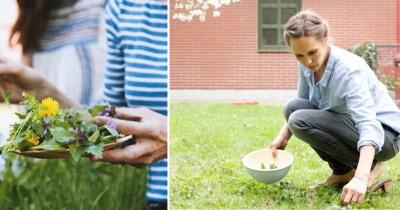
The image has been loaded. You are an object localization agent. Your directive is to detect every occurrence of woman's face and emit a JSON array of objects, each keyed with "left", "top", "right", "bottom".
[{"left": 289, "top": 36, "right": 329, "bottom": 73}]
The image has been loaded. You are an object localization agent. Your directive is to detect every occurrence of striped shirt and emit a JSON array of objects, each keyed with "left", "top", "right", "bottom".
[{"left": 104, "top": 0, "right": 168, "bottom": 202}]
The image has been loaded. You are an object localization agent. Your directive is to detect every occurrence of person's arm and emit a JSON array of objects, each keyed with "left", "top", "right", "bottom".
[
  {"left": 269, "top": 67, "right": 306, "bottom": 157},
  {"left": 0, "top": 57, "right": 76, "bottom": 108},
  {"left": 41, "top": 79, "right": 76, "bottom": 108},
  {"left": 340, "top": 145, "right": 374, "bottom": 205},
  {"left": 268, "top": 122, "right": 292, "bottom": 157},
  {"left": 339, "top": 68, "right": 383, "bottom": 205},
  {"left": 276, "top": 122, "right": 292, "bottom": 141}
]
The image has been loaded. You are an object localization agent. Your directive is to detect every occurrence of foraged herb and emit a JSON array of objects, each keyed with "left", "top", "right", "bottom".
[
  {"left": 269, "top": 163, "right": 277, "bottom": 169},
  {"left": 2, "top": 89, "right": 11, "bottom": 105},
  {"left": 261, "top": 162, "right": 265, "bottom": 169},
  {"left": 0, "top": 94, "right": 119, "bottom": 161}
]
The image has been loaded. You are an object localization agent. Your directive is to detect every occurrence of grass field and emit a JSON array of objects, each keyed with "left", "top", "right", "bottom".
[
  {"left": 0, "top": 156, "right": 148, "bottom": 210},
  {"left": 170, "top": 103, "right": 400, "bottom": 210}
]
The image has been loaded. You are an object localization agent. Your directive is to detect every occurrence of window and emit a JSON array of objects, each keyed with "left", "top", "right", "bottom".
[{"left": 258, "top": 0, "right": 301, "bottom": 51}]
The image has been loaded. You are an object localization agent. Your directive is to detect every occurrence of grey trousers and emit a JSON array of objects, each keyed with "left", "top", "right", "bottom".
[{"left": 285, "top": 98, "right": 400, "bottom": 175}]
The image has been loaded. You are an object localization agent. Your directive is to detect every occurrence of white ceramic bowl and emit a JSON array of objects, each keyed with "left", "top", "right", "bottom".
[{"left": 243, "top": 149, "right": 294, "bottom": 184}]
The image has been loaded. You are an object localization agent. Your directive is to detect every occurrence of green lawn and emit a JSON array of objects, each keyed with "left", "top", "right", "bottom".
[{"left": 170, "top": 103, "right": 400, "bottom": 210}]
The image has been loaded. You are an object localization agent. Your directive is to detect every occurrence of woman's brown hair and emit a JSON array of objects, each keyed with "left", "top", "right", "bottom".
[
  {"left": 9, "top": 0, "right": 78, "bottom": 54},
  {"left": 283, "top": 10, "right": 329, "bottom": 46}
]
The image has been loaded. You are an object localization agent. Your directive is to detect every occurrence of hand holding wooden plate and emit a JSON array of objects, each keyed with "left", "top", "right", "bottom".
[{"left": 13, "top": 135, "right": 135, "bottom": 159}]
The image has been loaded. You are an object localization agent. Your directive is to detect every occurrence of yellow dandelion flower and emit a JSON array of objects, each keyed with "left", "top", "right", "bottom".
[
  {"left": 26, "top": 134, "right": 40, "bottom": 145},
  {"left": 39, "top": 97, "right": 60, "bottom": 117}
]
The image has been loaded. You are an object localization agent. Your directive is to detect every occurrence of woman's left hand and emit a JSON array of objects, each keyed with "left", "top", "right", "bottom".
[{"left": 340, "top": 176, "right": 368, "bottom": 205}]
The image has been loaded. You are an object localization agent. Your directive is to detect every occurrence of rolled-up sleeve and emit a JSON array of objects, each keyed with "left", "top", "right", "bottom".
[{"left": 341, "top": 69, "right": 383, "bottom": 152}]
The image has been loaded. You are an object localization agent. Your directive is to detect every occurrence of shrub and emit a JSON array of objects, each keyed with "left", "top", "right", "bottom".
[{"left": 351, "top": 41, "right": 399, "bottom": 90}]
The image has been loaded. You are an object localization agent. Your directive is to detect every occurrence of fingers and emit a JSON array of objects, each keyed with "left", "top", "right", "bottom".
[
  {"left": 115, "top": 107, "right": 146, "bottom": 121},
  {"left": 93, "top": 116, "right": 143, "bottom": 136},
  {"left": 357, "top": 193, "right": 365, "bottom": 203},
  {"left": 101, "top": 139, "right": 154, "bottom": 165},
  {"left": 340, "top": 187, "right": 364, "bottom": 206},
  {"left": 344, "top": 191, "right": 353, "bottom": 204},
  {"left": 351, "top": 193, "right": 359, "bottom": 204},
  {"left": 271, "top": 148, "right": 277, "bottom": 158},
  {"left": 340, "top": 188, "right": 350, "bottom": 206}
]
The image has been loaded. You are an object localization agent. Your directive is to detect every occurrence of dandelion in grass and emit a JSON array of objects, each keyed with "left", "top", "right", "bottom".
[{"left": 39, "top": 97, "right": 60, "bottom": 117}]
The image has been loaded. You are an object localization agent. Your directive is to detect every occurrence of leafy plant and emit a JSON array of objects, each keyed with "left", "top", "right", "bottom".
[
  {"left": 0, "top": 94, "right": 118, "bottom": 161},
  {"left": 351, "top": 41, "right": 400, "bottom": 91},
  {"left": 351, "top": 41, "right": 378, "bottom": 72}
]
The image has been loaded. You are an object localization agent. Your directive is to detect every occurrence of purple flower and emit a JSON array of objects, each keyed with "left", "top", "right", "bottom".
[
  {"left": 106, "top": 120, "right": 117, "bottom": 130},
  {"left": 76, "top": 128, "right": 88, "bottom": 143},
  {"left": 100, "top": 106, "right": 117, "bottom": 117}
]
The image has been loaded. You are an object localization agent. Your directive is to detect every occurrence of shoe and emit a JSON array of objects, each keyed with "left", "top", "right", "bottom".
[{"left": 369, "top": 178, "right": 393, "bottom": 193}]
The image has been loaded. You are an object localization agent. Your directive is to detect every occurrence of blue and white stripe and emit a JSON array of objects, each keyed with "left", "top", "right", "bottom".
[
  {"left": 35, "top": 0, "right": 105, "bottom": 105},
  {"left": 39, "top": 0, "right": 104, "bottom": 52},
  {"left": 104, "top": 0, "right": 168, "bottom": 202}
]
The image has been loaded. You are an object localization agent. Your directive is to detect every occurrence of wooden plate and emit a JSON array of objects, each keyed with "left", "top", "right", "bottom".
[{"left": 13, "top": 135, "right": 134, "bottom": 159}]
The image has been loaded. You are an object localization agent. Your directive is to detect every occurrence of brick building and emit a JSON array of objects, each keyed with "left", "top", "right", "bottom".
[{"left": 170, "top": 0, "right": 400, "bottom": 101}]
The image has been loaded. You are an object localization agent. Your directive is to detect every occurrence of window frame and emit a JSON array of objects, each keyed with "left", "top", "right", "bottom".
[{"left": 258, "top": 0, "right": 301, "bottom": 52}]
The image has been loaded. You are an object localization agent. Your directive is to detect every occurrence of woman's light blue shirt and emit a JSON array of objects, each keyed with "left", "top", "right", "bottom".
[{"left": 298, "top": 45, "right": 400, "bottom": 152}]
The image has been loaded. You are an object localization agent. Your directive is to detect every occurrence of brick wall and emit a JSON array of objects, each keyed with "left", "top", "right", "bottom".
[{"left": 170, "top": 0, "right": 398, "bottom": 89}]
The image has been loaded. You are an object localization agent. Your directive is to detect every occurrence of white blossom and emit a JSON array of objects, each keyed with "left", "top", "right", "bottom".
[
  {"left": 213, "top": 10, "right": 220, "bottom": 17},
  {"left": 173, "top": 0, "right": 241, "bottom": 22}
]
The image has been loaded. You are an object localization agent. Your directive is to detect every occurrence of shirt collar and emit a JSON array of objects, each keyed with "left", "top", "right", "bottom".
[{"left": 318, "top": 45, "right": 335, "bottom": 87}]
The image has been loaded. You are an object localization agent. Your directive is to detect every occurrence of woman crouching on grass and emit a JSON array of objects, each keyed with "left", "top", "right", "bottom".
[{"left": 268, "top": 10, "right": 400, "bottom": 205}]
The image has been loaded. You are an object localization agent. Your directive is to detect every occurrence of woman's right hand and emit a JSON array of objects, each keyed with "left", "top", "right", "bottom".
[
  {"left": 93, "top": 107, "right": 167, "bottom": 167},
  {"left": 0, "top": 57, "right": 47, "bottom": 103},
  {"left": 268, "top": 135, "right": 288, "bottom": 158}
]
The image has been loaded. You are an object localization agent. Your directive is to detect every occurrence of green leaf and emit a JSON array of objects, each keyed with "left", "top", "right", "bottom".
[
  {"left": 269, "top": 163, "right": 277, "bottom": 169},
  {"left": 85, "top": 144, "right": 104, "bottom": 159},
  {"left": 32, "top": 139, "right": 64, "bottom": 151},
  {"left": 31, "top": 121, "right": 43, "bottom": 137},
  {"left": 105, "top": 126, "right": 118, "bottom": 137},
  {"left": 69, "top": 144, "right": 84, "bottom": 162},
  {"left": 100, "top": 135, "right": 114, "bottom": 144},
  {"left": 2, "top": 89, "right": 11, "bottom": 104},
  {"left": 50, "top": 127, "right": 74, "bottom": 143},
  {"left": 89, "top": 105, "right": 106, "bottom": 117},
  {"left": 84, "top": 122, "right": 98, "bottom": 134},
  {"left": 14, "top": 112, "right": 26, "bottom": 119},
  {"left": 89, "top": 130, "right": 100, "bottom": 143}
]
